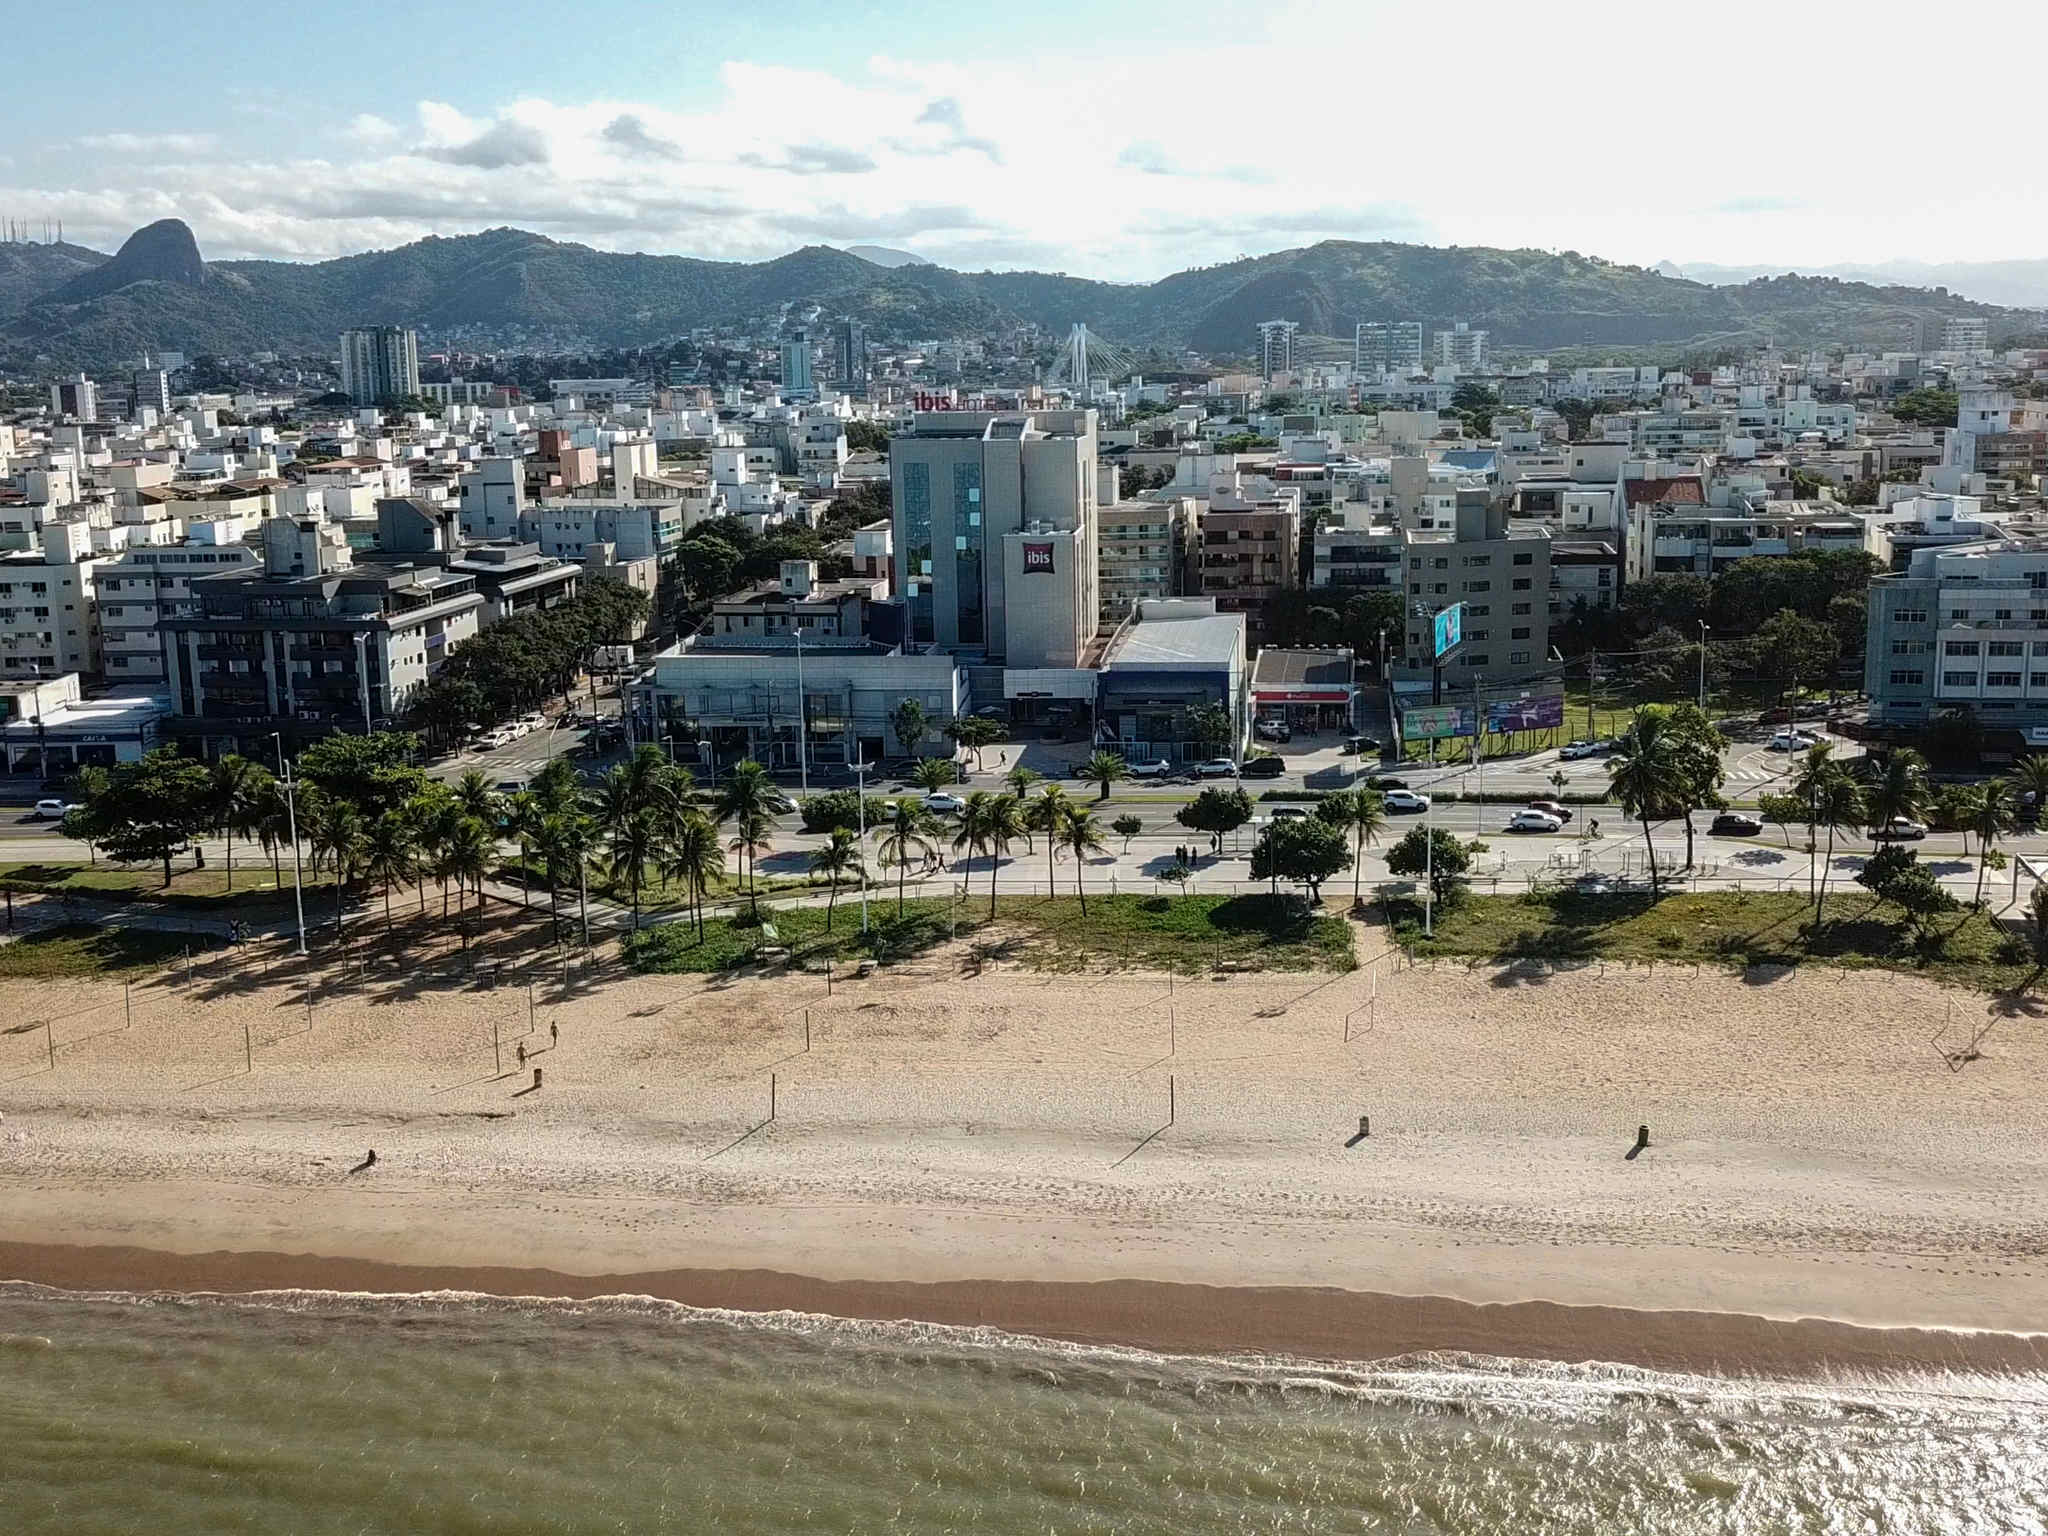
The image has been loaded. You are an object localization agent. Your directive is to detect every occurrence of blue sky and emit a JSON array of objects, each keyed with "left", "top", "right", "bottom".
[{"left": 7, "top": 0, "right": 2046, "bottom": 279}]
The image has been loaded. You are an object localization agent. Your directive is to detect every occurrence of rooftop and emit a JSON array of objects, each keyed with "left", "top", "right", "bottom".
[
  {"left": 1251, "top": 648, "right": 1355, "bottom": 690},
  {"left": 1104, "top": 601, "right": 1244, "bottom": 670}
]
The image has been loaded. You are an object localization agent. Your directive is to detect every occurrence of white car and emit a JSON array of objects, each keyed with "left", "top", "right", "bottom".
[
  {"left": 1382, "top": 789, "right": 1432, "bottom": 813},
  {"left": 1126, "top": 759, "right": 1174, "bottom": 777},
  {"left": 1559, "top": 740, "right": 1601, "bottom": 760},
  {"left": 922, "top": 792, "right": 966, "bottom": 814},
  {"left": 1506, "top": 809, "right": 1564, "bottom": 833},
  {"left": 33, "top": 798, "right": 76, "bottom": 820},
  {"left": 1766, "top": 730, "right": 1820, "bottom": 752},
  {"left": 1195, "top": 758, "right": 1238, "bottom": 778},
  {"left": 1877, "top": 816, "right": 1928, "bottom": 841}
]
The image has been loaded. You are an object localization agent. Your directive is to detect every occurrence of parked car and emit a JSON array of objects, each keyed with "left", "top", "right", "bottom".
[
  {"left": 922, "top": 792, "right": 966, "bottom": 814},
  {"left": 1253, "top": 719, "right": 1291, "bottom": 743},
  {"left": 1558, "top": 739, "right": 1602, "bottom": 760},
  {"left": 1525, "top": 799, "right": 1574, "bottom": 823},
  {"left": 492, "top": 779, "right": 524, "bottom": 798},
  {"left": 32, "top": 798, "right": 76, "bottom": 820},
  {"left": 1126, "top": 759, "right": 1174, "bottom": 777},
  {"left": 972, "top": 704, "right": 1009, "bottom": 720},
  {"left": 1382, "top": 789, "right": 1432, "bottom": 813},
  {"left": 764, "top": 791, "right": 799, "bottom": 815},
  {"left": 1195, "top": 758, "right": 1238, "bottom": 777},
  {"left": 1766, "top": 729, "right": 1820, "bottom": 752},
  {"left": 1710, "top": 812, "right": 1764, "bottom": 836},
  {"left": 1241, "top": 756, "right": 1287, "bottom": 779},
  {"left": 1877, "top": 816, "right": 1928, "bottom": 840},
  {"left": 1366, "top": 776, "right": 1409, "bottom": 791},
  {"left": 1269, "top": 805, "right": 1310, "bottom": 821},
  {"left": 1343, "top": 735, "right": 1380, "bottom": 755},
  {"left": 1506, "top": 809, "right": 1564, "bottom": 833}
]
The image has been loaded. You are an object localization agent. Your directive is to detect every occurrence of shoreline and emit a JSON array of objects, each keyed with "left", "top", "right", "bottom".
[{"left": 5, "top": 1240, "right": 2046, "bottom": 1379}]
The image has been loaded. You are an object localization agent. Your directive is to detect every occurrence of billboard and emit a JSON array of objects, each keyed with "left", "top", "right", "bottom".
[
  {"left": 1486, "top": 693, "right": 1566, "bottom": 733},
  {"left": 1401, "top": 703, "right": 1476, "bottom": 740},
  {"left": 1432, "top": 602, "right": 1463, "bottom": 658},
  {"left": 1021, "top": 541, "right": 1056, "bottom": 572}
]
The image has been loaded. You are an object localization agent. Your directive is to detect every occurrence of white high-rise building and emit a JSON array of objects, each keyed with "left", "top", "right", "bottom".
[
  {"left": 1433, "top": 322, "right": 1489, "bottom": 371},
  {"left": 338, "top": 326, "right": 421, "bottom": 406},
  {"left": 49, "top": 374, "right": 96, "bottom": 421},
  {"left": 1355, "top": 321, "right": 1424, "bottom": 374},
  {"left": 1257, "top": 320, "right": 1299, "bottom": 381}
]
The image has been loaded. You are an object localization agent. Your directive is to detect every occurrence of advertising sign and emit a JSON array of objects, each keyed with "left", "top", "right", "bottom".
[
  {"left": 1432, "top": 603, "right": 1463, "bottom": 659},
  {"left": 1021, "top": 541, "right": 1056, "bottom": 572},
  {"left": 1401, "top": 703, "right": 1476, "bottom": 740},
  {"left": 1486, "top": 693, "right": 1566, "bottom": 733}
]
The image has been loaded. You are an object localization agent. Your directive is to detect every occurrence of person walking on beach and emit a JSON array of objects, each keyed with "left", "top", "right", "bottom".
[
  {"left": 516, "top": 1042, "right": 526, "bottom": 1068},
  {"left": 549, "top": 1021, "right": 558, "bottom": 1047}
]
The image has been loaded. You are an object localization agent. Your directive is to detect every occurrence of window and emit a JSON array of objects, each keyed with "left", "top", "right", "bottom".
[
  {"left": 1893, "top": 608, "right": 1927, "bottom": 625},
  {"left": 1989, "top": 641, "right": 2025, "bottom": 656},
  {"left": 1432, "top": 557, "right": 1449, "bottom": 569},
  {"left": 1510, "top": 650, "right": 1530, "bottom": 664},
  {"left": 1512, "top": 552, "right": 1533, "bottom": 566},
  {"left": 1890, "top": 670, "right": 1925, "bottom": 686},
  {"left": 1433, "top": 583, "right": 1447, "bottom": 595},
  {"left": 1988, "top": 672, "right": 2023, "bottom": 687},
  {"left": 1467, "top": 604, "right": 1490, "bottom": 616},
  {"left": 1946, "top": 640, "right": 1981, "bottom": 656},
  {"left": 2032, "top": 673, "right": 2048, "bottom": 688},
  {"left": 1943, "top": 670, "right": 1977, "bottom": 687},
  {"left": 1465, "top": 580, "right": 1490, "bottom": 593},
  {"left": 1463, "top": 554, "right": 1491, "bottom": 567},
  {"left": 1891, "top": 639, "right": 1929, "bottom": 655},
  {"left": 1511, "top": 627, "right": 1531, "bottom": 640},
  {"left": 1512, "top": 578, "right": 1533, "bottom": 591},
  {"left": 1511, "top": 602, "right": 1532, "bottom": 615}
]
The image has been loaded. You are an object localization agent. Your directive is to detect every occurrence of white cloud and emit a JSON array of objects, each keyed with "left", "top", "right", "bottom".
[
  {"left": 79, "top": 132, "right": 217, "bottom": 155},
  {"left": 21, "top": 4, "right": 2048, "bottom": 282}
]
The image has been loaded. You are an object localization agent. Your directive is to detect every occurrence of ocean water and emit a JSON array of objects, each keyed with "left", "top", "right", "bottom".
[{"left": 2, "top": 1285, "right": 2045, "bottom": 1534}]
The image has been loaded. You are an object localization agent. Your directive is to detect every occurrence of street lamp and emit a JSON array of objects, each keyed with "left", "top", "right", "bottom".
[
  {"left": 697, "top": 738, "right": 715, "bottom": 785},
  {"left": 269, "top": 731, "right": 307, "bottom": 956},
  {"left": 1697, "top": 621, "right": 1711, "bottom": 711},
  {"left": 854, "top": 755, "right": 872, "bottom": 934}
]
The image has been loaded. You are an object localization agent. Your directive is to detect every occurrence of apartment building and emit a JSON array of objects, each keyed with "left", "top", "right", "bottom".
[
  {"left": 160, "top": 515, "right": 484, "bottom": 753},
  {"left": 1399, "top": 494, "right": 1552, "bottom": 685},
  {"left": 95, "top": 518, "right": 260, "bottom": 682},
  {"left": 1627, "top": 494, "right": 1862, "bottom": 582},
  {"left": 706, "top": 561, "right": 881, "bottom": 642},
  {"left": 1098, "top": 496, "right": 1194, "bottom": 624},
  {"left": 1199, "top": 496, "right": 1299, "bottom": 642},
  {"left": 1433, "top": 323, "right": 1488, "bottom": 371},
  {"left": 1861, "top": 493, "right": 2015, "bottom": 570},
  {"left": 1864, "top": 537, "right": 2048, "bottom": 739},
  {"left": 1354, "top": 321, "right": 1424, "bottom": 375},
  {"left": 338, "top": 327, "right": 420, "bottom": 407},
  {"left": 0, "top": 520, "right": 104, "bottom": 679}
]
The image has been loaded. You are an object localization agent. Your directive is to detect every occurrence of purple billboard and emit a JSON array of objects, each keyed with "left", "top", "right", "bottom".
[{"left": 1486, "top": 693, "right": 1566, "bottom": 733}]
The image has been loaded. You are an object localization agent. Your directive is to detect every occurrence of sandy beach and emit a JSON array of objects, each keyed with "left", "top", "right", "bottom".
[{"left": 2, "top": 914, "right": 2045, "bottom": 1370}]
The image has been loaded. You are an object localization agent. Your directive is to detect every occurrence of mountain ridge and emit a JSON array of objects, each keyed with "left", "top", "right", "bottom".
[{"left": 1, "top": 220, "right": 2030, "bottom": 367}]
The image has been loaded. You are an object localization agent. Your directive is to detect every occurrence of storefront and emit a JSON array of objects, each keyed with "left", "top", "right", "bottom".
[{"left": 1250, "top": 649, "right": 1356, "bottom": 735}]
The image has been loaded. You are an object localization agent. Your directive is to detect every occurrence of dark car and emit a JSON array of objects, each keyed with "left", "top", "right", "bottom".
[
  {"left": 1344, "top": 735, "right": 1381, "bottom": 755},
  {"left": 1366, "top": 775, "right": 1409, "bottom": 791},
  {"left": 1241, "top": 756, "right": 1287, "bottom": 779},
  {"left": 1710, "top": 812, "right": 1764, "bottom": 836}
]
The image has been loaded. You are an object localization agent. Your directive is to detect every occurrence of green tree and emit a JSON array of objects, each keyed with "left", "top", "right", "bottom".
[
  {"left": 1004, "top": 764, "right": 1041, "bottom": 800},
  {"left": 715, "top": 759, "right": 775, "bottom": 918},
  {"left": 1752, "top": 608, "right": 1840, "bottom": 713},
  {"left": 876, "top": 799, "right": 939, "bottom": 916},
  {"left": 1316, "top": 786, "right": 1388, "bottom": 906},
  {"left": 303, "top": 793, "right": 368, "bottom": 933},
  {"left": 1180, "top": 701, "right": 1233, "bottom": 757},
  {"left": 1890, "top": 387, "right": 1959, "bottom": 427},
  {"left": 1931, "top": 783, "right": 1982, "bottom": 851},
  {"left": 1055, "top": 805, "right": 1108, "bottom": 913},
  {"left": 1174, "top": 785, "right": 1253, "bottom": 854},
  {"left": 953, "top": 791, "right": 1023, "bottom": 919},
  {"left": 436, "top": 814, "right": 493, "bottom": 917},
  {"left": 1866, "top": 749, "right": 1931, "bottom": 846},
  {"left": 594, "top": 769, "right": 661, "bottom": 929},
  {"left": 798, "top": 789, "right": 892, "bottom": 835},
  {"left": 1112, "top": 813, "right": 1143, "bottom": 853},
  {"left": 889, "top": 698, "right": 929, "bottom": 758},
  {"left": 1026, "top": 784, "right": 1071, "bottom": 892},
  {"left": 1619, "top": 573, "right": 1712, "bottom": 638},
  {"left": 1606, "top": 706, "right": 1681, "bottom": 890},
  {"left": 207, "top": 754, "right": 271, "bottom": 892},
  {"left": 656, "top": 808, "right": 724, "bottom": 940},
  {"left": 944, "top": 716, "right": 1002, "bottom": 771},
  {"left": 912, "top": 757, "right": 958, "bottom": 794},
  {"left": 1969, "top": 782, "right": 2016, "bottom": 908},
  {"left": 1663, "top": 703, "right": 1727, "bottom": 870},
  {"left": 2007, "top": 753, "right": 2048, "bottom": 821},
  {"left": 1811, "top": 773, "right": 1868, "bottom": 917},
  {"left": 1758, "top": 790, "right": 1804, "bottom": 849},
  {"left": 1250, "top": 817, "right": 1349, "bottom": 903},
  {"left": 1385, "top": 825, "right": 1471, "bottom": 908},
  {"left": 1081, "top": 750, "right": 1128, "bottom": 801},
  {"left": 80, "top": 749, "right": 214, "bottom": 887},
  {"left": 361, "top": 810, "right": 420, "bottom": 930},
  {"left": 808, "top": 827, "right": 866, "bottom": 931},
  {"left": 1855, "top": 844, "right": 1953, "bottom": 937}
]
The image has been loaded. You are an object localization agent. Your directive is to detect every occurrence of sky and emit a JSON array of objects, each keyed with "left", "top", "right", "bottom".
[{"left": 5, "top": 0, "right": 2047, "bottom": 282}]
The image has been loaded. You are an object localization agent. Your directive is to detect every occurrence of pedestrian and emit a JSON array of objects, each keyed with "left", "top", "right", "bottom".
[
  {"left": 549, "top": 1021, "right": 558, "bottom": 1047},
  {"left": 1589, "top": 817, "right": 1601, "bottom": 840},
  {"left": 516, "top": 1041, "right": 526, "bottom": 1067}
]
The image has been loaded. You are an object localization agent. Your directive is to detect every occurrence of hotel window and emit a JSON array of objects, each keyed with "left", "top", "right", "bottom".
[
  {"left": 1943, "top": 671, "right": 1977, "bottom": 687},
  {"left": 1945, "top": 640, "right": 1980, "bottom": 655},
  {"left": 1988, "top": 672, "right": 2023, "bottom": 687},
  {"left": 1890, "top": 670, "right": 1925, "bottom": 686}
]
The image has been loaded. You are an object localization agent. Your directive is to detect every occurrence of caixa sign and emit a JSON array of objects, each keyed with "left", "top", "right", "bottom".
[{"left": 1022, "top": 542, "right": 1056, "bottom": 572}]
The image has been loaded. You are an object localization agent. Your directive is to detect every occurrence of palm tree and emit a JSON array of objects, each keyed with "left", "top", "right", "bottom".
[
  {"left": 439, "top": 815, "right": 493, "bottom": 916},
  {"left": 250, "top": 775, "right": 292, "bottom": 887},
  {"left": 1971, "top": 779, "right": 2016, "bottom": 910},
  {"left": 1934, "top": 783, "right": 1983, "bottom": 853},
  {"left": 1055, "top": 804, "right": 1107, "bottom": 913},
  {"left": 1027, "top": 783, "right": 1071, "bottom": 895},
  {"left": 808, "top": 827, "right": 866, "bottom": 931},
  {"left": 912, "top": 757, "right": 957, "bottom": 795},
  {"left": 1605, "top": 707, "right": 1678, "bottom": 890},
  {"left": 656, "top": 808, "right": 724, "bottom": 940},
  {"left": 207, "top": 754, "right": 266, "bottom": 892},
  {"left": 506, "top": 789, "right": 543, "bottom": 909},
  {"left": 1864, "top": 749, "right": 1930, "bottom": 847},
  {"left": 1004, "top": 764, "right": 1041, "bottom": 799},
  {"left": 1811, "top": 773, "right": 1867, "bottom": 918},
  {"left": 596, "top": 771, "right": 660, "bottom": 930},
  {"left": 361, "top": 810, "right": 420, "bottom": 930},
  {"left": 715, "top": 759, "right": 773, "bottom": 918},
  {"left": 876, "top": 798, "right": 939, "bottom": 915},
  {"left": 451, "top": 768, "right": 499, "bottom": 825},
  {"left": 1792, "top": 742, "right": 1844, "bottom": 903},
  {"left": 304, "top": 795, "right": 368, "bottom": 936},
  {"left": 1081, "top": 750, "right": 1128, "bottom": 802},
  {"left": 954, "top": 791, "right": 1023, "bottom": 919},
  {"left": 1318, "top": 787, "right": 1388, "bottom": 907},
  {"left": 2007, "top": 753, "right": 2048, "bottom": 826}
]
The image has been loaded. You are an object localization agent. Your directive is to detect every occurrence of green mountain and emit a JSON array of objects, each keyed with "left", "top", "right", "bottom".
[{"left": 0, "top": 221, "right": 2023, "bottom": 367}]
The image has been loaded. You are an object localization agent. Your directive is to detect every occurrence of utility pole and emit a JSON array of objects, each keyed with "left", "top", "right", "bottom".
[
  {"left": 1697, "top": 622, "right": 1710, "bottom": 711},
  {"left": 855, "top": 755, "right": 871, "bottom": 934},
  {"left": 272, "top": 735, "right": 307, "bottom": 957},
  {"left": 794, "top": 627, "right": 810, "bottom": 794},
  {"left": 1587, "top": 650, "right": 1598, "bottom": 738}
]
